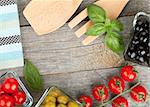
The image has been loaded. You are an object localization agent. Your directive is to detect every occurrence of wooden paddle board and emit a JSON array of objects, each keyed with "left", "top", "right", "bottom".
[{"left": 23, "top": 0, "right": 83, "bottom": 35}]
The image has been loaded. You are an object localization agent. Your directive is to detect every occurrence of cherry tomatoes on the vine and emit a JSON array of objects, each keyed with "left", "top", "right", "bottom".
[
  {"left": 78, "top": 95, "right": 92, "bottom": 107},
  {"left": 112, "top": 96, "right": 128, "bottom": 107},
  {"left": 108, "top": 76, "right": 125, "bottom": 94},
  {"left": 92, "top": 84, "right": 108, "bottom": 101},
  {"left": 130, "top": 85, "right": 147, "bottom": 102},
  {"left": 120, "top": 65, "right": 137, "bottom": 82}
]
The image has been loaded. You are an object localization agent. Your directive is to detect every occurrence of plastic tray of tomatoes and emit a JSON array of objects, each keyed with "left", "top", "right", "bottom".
[
  {"left": 0, "top": 71, "right": 33, "bottom": 107},
  {"left": 35, "top": 86, "right": 82, "bottom": 107}
]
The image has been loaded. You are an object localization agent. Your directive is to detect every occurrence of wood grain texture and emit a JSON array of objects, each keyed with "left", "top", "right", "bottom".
[
  {"left": 0, "top": 15, "right": 136, "bottom": 76},
  {"left": 0, "top": 0, "right": 150, "bottom": 106},
  {"left": 22, "top": 66, "right": 150, "bottom": 106},
  {"left": 17, "top": 0, "right": 150, "bottom": 26},
  {"left": 0, "top": 15, "right": 149, "bottom": 76}
]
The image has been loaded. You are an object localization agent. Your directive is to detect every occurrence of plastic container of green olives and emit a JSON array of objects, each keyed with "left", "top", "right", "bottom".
[
  {"left": 35, "top": 86, "right": 82, "bottom": 107},
  {"left": 124, "top": 12, "right": 150, "bottom": 67}
]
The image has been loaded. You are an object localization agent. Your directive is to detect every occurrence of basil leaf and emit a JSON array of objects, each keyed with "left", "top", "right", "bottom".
[
  {"left": 111, "top": 20, "right": 123, "bottom": 31},
  {"left": 87, "top": 4, "right": 106, "bottom": 23},
  {"left": 104, "top": 18, "right": 113, "bottom": 33},
  {"left": 105, "top": 32, "right": 124, "bottom": 53},
  {"left": 24, "top": 59, "right": 43, "bottom": 92},
  {"left": 85, "top": 23, "right": 106, "bottom": 36}
]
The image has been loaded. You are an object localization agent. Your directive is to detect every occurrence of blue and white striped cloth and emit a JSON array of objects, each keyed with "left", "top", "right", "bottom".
[{"left": 0, "top": 0, "right": 24, "bottom": 70}]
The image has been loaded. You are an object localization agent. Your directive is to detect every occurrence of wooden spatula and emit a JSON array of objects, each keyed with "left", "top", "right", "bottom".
[
  {"left": 68, "top": 0, "right": 129, "bottom": 45},
  {"left": 23, "top": 0, "right": 83, "bottom": 35}
]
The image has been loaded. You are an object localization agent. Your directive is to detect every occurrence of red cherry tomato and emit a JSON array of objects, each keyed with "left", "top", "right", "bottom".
[
  {"left": 112, "top": 96, "right": 128, "bottom": 107},
  {"left": 13, "top": 91, "right": 26, "bottom": 105},
  {"left": 108, "top": 76, "right": 125, "bottom": 94},
  {"left": 92, "top": 84, "right": 108, "bottom": 101},
  {"left": 130, "top": 85, "right": 147, "bottom": 102},
  {"left": 120, "top": 65, "right": 137, "bottom": 82},
  {"left": 0, "top": 84, "right": 5, "bottom": 95},
  {"left": 0, "top": 94, "right": 15, "bottom": 107},
  {"left": 3, "top": 78, "right": 19, "bottom": 94},
  {"left": 78, "top": 95, "right": 92, "bottom": 107}
]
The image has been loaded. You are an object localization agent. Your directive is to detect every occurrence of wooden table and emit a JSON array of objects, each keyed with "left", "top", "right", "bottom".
[{"left": 1, "top": 0, "right": 150, "bottom": 106}]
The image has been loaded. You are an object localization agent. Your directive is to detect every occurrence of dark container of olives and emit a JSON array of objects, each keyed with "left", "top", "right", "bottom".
[
  {"left": 35, "top": 86, "right": 82, "bottom": 107},
  {"left": 124, "top": 12, "right": 150, "bottom": 67}
]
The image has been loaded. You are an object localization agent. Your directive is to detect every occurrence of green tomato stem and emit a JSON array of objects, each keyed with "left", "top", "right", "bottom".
[{"left": 98, "top": 82, "right": 141, "bottom": 107}]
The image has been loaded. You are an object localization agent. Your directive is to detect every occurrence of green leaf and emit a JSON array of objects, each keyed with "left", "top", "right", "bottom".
[
  {"left": 105, "top": 32, "right": 124, "bottom": 53},
  {"left": 87, "top": 4, "right": 106, "bottom": 23},
  {"left": 85, "top": 23, "right": 106, "bottom": 36},
  {"left": 104, "top": 18, "right": 113, "bottom": 33},
  {"left": 111, "top": 20, "right": 123, "bottom": 32},
  {"left": 105, "top": 18, "right": 111, "bottom": 25},
  {"left": 24, "top": 59, "right": 43, "bottom": 92}
]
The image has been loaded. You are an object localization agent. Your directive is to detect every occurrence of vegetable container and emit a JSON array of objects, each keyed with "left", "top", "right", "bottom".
[
  {"left": 124, "top": 12, "right": 150, "bottom": 67},
  {"left": 0, "top": 71, "right": 33, "bottom": 107},
  {"left": 35, "top": 86, "right": 82, "bottom": 107}
]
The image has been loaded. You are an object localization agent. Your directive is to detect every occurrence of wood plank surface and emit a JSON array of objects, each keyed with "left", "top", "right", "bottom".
[
  {"left": 0, "top": 15, "right": 135, "bottom": 76},
  {"left": 17, "top": 0, "right": 150, "bottom": 26},
  {"left": 23, "top": 66, "right": 150, "bottom": 106},
  {"left": 0, "top": 0, "right": 150, "bottom": 106},
  {"left": 1, "top": 15, "right": 149, "bottom": 76}
]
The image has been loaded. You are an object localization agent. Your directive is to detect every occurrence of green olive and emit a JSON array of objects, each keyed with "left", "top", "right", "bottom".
[
  {"left": 48, "top": 89, "right": 62, "bottom": 97},
  {"left": 57, "top": 95, "right": 69, "bottom": 104},
  {"left": 43, "top": 96, "right": 56, "bottom": 103},
  {"left": 44, "top": 102, "right": 56, "bottom": 107},
  {"left": 68, "top": 101, "right": 79, "bottom": 107},
  {"left": 57, "top": 104, "right": 67, "bottom": 107}
]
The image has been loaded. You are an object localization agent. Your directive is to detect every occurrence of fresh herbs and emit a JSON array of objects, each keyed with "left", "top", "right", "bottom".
[
  {"left": 86, "top": 4, "right": 124, "bottom": 54},
  {"left": 23, "top": 59, "right": 43, "bottom": 92}
]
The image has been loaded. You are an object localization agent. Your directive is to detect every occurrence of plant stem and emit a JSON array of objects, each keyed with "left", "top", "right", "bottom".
[{"left": 98, "top": 82, "right": 141, "bottom": 107}]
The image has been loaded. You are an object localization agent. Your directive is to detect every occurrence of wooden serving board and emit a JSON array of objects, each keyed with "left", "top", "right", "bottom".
[
  {"left": 23, "top": 0, "right": 83, "bottom": 35},
  {"left": 68, "top": 0, "right": 129, "bottom": 45}
]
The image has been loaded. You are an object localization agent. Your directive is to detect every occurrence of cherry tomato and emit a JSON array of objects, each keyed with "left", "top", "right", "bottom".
[
  {"left": 0, "top": 84, "right": 5, "bottom": 95},
  {"left": 13, "top": 91, "right": 26, "bottom": 105},
  {"left": 92, "top": 84, "right": 108, "bottom": 101},
  {"left": 78, "top": 95, "right": 92, "bottom": 107},
  {"left": 3, "top": 78, "right": 19, "bottom": 94},
  {"left": 0, "top": 94, "right": 15, "bottom": 107},
  {"left": 130, "top": 85, "right": 147, "bottom": 102},
  {"left": 120, "top": 65, "right": 137, "bottom": 82},
  {"left": 108, "top": 76, "right": 125, "bottom": 94},
  {"left": 112, "top": 96, "right": 128, "bottom": 107}
]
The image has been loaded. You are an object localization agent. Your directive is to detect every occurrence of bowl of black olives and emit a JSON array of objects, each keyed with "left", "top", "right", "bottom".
[{"left": 124, "top": 12, "right": 150, "bottom": 67}]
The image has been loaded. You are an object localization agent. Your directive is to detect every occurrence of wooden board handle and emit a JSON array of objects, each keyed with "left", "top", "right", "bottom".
[{"left": 68, "top": 0, "right": 129, "bottom": 45}]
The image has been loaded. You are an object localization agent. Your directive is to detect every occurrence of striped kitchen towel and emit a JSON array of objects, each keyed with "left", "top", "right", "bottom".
[{"left": 0, "top": 0, "right": 24, "bottom": 70}]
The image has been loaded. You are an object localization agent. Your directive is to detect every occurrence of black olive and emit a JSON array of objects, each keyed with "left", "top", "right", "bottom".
[{"left": 124, "top": 15, "right": 149, "bottom": 66}]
